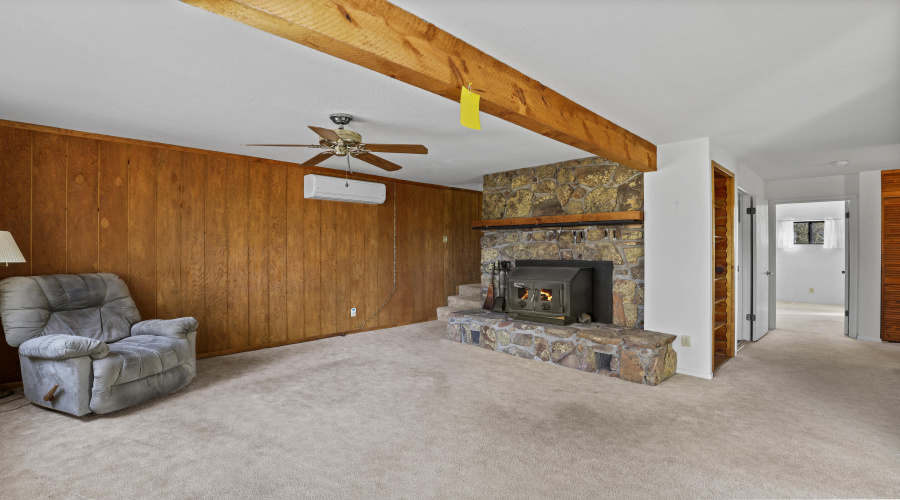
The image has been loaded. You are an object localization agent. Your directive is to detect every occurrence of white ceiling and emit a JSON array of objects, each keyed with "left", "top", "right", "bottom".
[
  {"left": 1, "top": 1, "right": 897, "bottom": 189},
  {"left": 396, "top": 0, "right": 900, "bottom": 182}
]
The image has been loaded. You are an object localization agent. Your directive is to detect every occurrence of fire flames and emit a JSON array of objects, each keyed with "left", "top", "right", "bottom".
[{"left": 540, "top": 289, "right": 552, "bottom": 301}]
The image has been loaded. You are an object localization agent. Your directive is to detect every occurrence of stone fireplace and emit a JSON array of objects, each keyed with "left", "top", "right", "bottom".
[
  {"left": 445, "top": 155, "right": 678, "bottom": 386},
  {"left": 480, "top": 156, "right": 645, "bottom": 328}
]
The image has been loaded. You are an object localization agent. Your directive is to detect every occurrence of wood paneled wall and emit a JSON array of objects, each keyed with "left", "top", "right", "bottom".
[{"left": 0, "top": 121, "right": 481, "bottom": 383}]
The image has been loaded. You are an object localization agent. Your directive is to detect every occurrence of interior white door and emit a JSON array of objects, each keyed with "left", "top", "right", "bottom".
[{"left": 752, "top": 199, "right": 770, "bottom": 341}]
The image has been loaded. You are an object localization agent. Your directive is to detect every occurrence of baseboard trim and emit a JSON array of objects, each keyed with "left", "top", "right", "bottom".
[
  {"left": 676, "top": 367, "right": 714, "bottom": 380},
  {"left": 196, "top": 319, "right": 434, "bottom": 359}
]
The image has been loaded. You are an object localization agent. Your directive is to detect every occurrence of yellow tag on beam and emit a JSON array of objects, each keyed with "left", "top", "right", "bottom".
[{"left": 460, "top": 85, "right": 481, "bottom": 130}]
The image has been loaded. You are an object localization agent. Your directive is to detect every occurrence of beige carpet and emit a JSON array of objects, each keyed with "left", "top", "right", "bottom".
[
  {"left": 1, "top": 309, "right": 898, "bottom": 499},
  {"left": 777, "top": 301, "right": 846, "bottom": 317}
]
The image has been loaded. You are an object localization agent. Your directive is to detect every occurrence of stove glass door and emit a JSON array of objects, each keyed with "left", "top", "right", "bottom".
[
  {"left": 511, "top": 282, "right": 534, "bottom": 311},
  {"left": 534, "top": 282, "right": 563, "bottom": 314}
]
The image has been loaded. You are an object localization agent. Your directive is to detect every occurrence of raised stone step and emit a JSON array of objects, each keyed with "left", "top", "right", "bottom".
[
  {"left": 457, "top": 283, "right": 482, "bottom": 299},
  {"left": 437, "top": 306, "right": 485, "bottom": 322},
  {"left": 448, "top": 295, "right": 482, "bottom": 309},
  {"left": 437, "top": 306, "right": 467, "bottom": 322},
  {"left": 446, "top": 310, "right": 678, "bottom": 386},
  {"left": 437, "top": 284, "right": 484, "bottom": 322}
]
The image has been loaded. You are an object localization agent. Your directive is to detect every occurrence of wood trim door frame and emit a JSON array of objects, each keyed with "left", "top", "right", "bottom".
[{"left": 711, "top": 161, "right": 736, "bottom": 373}]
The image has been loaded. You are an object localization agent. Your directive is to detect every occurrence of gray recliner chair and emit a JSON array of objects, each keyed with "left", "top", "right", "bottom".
[{"left": 0, "top": 273, "right": 197, "bottom": 416}]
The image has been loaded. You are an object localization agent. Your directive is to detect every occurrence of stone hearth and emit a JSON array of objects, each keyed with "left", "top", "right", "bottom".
[{"left": 447, "top": 310, "right": 677, "bottom": 386}]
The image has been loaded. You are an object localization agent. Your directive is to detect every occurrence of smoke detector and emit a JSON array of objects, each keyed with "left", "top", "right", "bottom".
[{"left": 830, "top": 160, "right": 850, "bottom": 167}]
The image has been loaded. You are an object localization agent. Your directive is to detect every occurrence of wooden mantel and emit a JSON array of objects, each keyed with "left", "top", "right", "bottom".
[
  {"left": 181, "top": 0, "right": 657, "bottom": 172},
  {"left": 471, "top": 211, "right": 643, "bottom": 230}
]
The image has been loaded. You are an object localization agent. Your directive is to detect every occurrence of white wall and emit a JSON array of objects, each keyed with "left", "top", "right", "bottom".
[
  {"left": 766, "top": 174, "right": 859, "bottom": 201},
  {"left": 710, "top": 140, "right": 739, "bottom": 177},
  {"left": 736, "top": 164, "right": 765, "bottom": 197},
  {"left": 775, "top": 202, "right": 846, "bottom": 305},
  {"left": 645, "top": 138, "right": 713, "bottom": 379},
  {"left": 857, "top": 171, "right": 882, "bottom": 342}
]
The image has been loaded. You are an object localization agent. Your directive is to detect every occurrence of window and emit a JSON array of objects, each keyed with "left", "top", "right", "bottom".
[{"left": 793, "top": 221, "right": 825, "bottom": 244}]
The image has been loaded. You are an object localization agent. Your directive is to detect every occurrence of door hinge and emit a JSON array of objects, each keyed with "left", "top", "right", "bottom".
[
  {"left": 845, "top": 212, "right": 850, "bottom": 219},
  {"left": 746, "top": 313, "right": 756, "bottom": 321},
  {"left": 747, "top": 207, "right": 756, "bottom": 215},
  {"left": 845, "top": 310, "right": 849, "bottom": 317}
]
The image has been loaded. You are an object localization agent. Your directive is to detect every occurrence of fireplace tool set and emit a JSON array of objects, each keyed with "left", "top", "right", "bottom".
[{"left": 483, "top": 261, "right": 511, "bottom": 311}]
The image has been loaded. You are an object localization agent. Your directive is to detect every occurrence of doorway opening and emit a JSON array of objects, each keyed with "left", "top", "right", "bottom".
[{"left": 773, "top": 201, "right": 848, "bottom": 337}]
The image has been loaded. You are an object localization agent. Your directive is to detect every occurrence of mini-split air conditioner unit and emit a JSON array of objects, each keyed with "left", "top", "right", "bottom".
[{"left": 303, "top": 174, "right": 386, "bottom": 204}]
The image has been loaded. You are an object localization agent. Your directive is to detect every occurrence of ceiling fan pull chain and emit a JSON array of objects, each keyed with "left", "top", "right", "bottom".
[{"left": 345, "top": 153, "right": 354, "bottom": 186}]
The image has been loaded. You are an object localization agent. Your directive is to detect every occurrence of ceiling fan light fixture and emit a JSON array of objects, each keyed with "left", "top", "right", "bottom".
[{"left": 243, "top": 114, "right": 425, "bottom": 171}]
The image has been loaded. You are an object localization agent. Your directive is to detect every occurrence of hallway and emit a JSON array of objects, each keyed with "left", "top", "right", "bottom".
[{"left": 776, "top": 301, "right": 845, "bottom": 332}]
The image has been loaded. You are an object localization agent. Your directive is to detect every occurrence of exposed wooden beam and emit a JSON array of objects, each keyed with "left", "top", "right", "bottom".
[{"left": 181, "top": 0, "right": 657, "bottom": 172}]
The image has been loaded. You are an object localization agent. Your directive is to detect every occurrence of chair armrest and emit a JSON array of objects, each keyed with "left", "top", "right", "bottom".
[
  {"left": 131, "top": 318, "right": 199, "bottom": 339},
  {"left": 18, "top": 334, "right": 109, "bottom": 360}
]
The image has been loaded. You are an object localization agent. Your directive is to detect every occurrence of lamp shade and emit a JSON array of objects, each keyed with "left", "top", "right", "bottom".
[{"left": 0, "top": 231, "right": 26, "bottom": 263}]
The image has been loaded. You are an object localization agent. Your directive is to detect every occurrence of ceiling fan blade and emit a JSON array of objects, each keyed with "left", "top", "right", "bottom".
[
  {"left": 308, "top": 126, "right": 341, "bottom": 143},
  {"left": 355, "top": 152, "right": 402, "bottom": 172},
  {"left": 300, "top": 152, "right": 335, "bottom": 167},
  {"left": 364, "top": 144, "right": 428, "bottom": 154},
  {"left": 242, "top": 144, "right": 323, "bottom": 147}
]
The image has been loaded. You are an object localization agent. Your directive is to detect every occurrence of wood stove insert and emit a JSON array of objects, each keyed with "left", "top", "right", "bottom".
[{"left": 505, "top": 260, "right": 613, "bottom": 326}]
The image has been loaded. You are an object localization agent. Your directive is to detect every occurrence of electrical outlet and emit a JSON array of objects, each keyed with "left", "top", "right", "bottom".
[
  {"left": 681, "top": 335, "right": 691, "bottom": 347},
  {"left": 809, "top": 288, "right": 814, "bottom": 293},
  {"left": 350, "top": 308, "right": 357, "bottom": 317},
  {"left": 442, "top": 235, "right": 448, "bottom": 243}
]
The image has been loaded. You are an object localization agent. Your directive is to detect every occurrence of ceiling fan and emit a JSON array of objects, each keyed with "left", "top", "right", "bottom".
[{"left": 243, "top": 113, "right": 427, "bottom": 171}]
